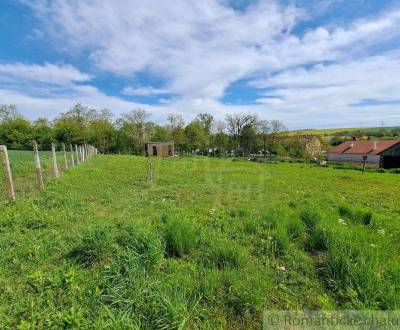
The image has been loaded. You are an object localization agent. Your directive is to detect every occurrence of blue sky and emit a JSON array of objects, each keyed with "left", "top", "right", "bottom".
[{"left": 1, "top": 0, "right": 400, "bottom": 129}]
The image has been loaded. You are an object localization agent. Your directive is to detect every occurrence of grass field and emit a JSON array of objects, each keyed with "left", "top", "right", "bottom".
[
  {"left": 1, "top": 155, "right": 400, "bottom": 328},
  {"left": 289, "top": 126, "right": 399, "bottom": 135},
  {"left": 0, "top": 150, "right": 72, "bottom": 200}
]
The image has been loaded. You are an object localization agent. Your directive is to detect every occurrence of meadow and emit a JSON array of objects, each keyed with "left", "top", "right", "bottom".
[
  {"left": 0, "top": 155, "right": 399, "bottom": 328},
  {"left": 0, "top": 150, "right": 72, "bottom": 200}
]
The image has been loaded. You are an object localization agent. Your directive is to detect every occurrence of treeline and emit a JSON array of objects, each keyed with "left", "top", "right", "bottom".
[{"left": 0, "top": 103, "right": 296, "bottom": 156}]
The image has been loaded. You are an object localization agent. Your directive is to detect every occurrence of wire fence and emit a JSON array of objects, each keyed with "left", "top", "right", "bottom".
[{"left": 0, "top": 142, "right": 98, "bottom": 202}]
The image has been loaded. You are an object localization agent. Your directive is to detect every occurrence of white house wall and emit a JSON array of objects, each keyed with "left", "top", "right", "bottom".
[{"left": 328, "top": 154, "right": 381, "bottom": 164}]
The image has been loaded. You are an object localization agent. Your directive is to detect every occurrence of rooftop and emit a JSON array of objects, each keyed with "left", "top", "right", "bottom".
[{"left": 329, "top": 140, "right": 400, "bottom": 155}]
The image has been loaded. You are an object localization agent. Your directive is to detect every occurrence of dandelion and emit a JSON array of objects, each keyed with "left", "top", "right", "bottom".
[{"left": 277, "top": 266, "right": 286, "bottom": 271}]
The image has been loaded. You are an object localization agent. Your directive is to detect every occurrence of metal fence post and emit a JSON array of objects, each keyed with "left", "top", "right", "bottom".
[{"left": 0, "top": 145, "right": 16, "bottom": 201}]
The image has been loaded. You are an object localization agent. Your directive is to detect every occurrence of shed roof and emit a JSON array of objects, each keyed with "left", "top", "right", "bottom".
[{"left": 329, "top": 140, "right": 400, "bottom": 155}]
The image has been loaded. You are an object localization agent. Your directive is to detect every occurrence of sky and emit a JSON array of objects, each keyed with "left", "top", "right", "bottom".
[{"left": 1, "top": 0, "right": 400, "bottom": 129}]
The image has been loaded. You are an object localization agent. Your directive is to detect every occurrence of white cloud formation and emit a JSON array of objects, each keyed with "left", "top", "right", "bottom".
[
  {"left": 4, "top": 0, "right": 400, "bottom": 128},
  {"left": 0, "top": 62, "right": 91, "bottom": 85},
  {"left": 122, "top": 86, "right": 170, "bottom": 96}
]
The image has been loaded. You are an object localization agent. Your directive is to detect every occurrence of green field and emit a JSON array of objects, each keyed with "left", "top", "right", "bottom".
[
  {"left": 289, "top": 126, "right": 399, "bottom": 136},
  {"left": 1, "top": 156, "right": 399, "bottom": 328},
  {"left": 0, "top": 150, "right": 72, "bottom": 200}
]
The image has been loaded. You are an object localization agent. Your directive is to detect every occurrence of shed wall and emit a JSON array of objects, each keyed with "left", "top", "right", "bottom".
[{"left": 328, "top": 154, "right": 381, "bottom": 164}]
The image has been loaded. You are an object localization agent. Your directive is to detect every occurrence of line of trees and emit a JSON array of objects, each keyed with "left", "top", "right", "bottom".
[{"left": 0, "top": 103, "right": 290, "bottom": 156}]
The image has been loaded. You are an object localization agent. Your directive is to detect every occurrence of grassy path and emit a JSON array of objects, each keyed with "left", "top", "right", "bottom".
[{"left": 0, "top": 156, "right": 399, "bottom": 328}]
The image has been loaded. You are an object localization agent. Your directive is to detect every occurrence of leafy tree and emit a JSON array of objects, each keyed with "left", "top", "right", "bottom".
[
  {"left": 185, "top": 121, "right": 209, "bottom": 154},
  {"left": 33, "top": 118, "right": 54, "bottom": 146},
  {"left": 225, "top": 113, "right": 258, "bottom": 155}
]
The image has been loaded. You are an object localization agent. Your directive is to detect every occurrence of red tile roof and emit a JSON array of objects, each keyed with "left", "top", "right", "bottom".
[{"left": 329, "top": 140, "right": 400, "bottom": 155}]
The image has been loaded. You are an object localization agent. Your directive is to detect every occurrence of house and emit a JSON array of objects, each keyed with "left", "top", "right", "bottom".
[
  {"left": 145, "top": 142, "right": 175, "bottom": 157},
  {"left": 328, "top": 140, "right": 400, "bottom": 168}
]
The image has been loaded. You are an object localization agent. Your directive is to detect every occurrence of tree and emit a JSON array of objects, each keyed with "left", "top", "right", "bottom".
[
  {"left": 53, "top": 103, "right": 93, "bottom": 144},
  {"left": 225, "top": 113, "right": 258, "bottom": 155},
  {"left": 116, "top": 109, "right": 151, "bottom": 154},
  {"left": 88, "top": 109, "right": 116, "bottom": 153},
  {"left": 195, "top": 113, "right": 214, "bottom": 133},
  {"left": 0, "top": 117, "right": 33, "bottom": 149},
  {"left": 0, "top": 104, "right": 20, "bottom": 122},
  {"left": 240, "top": 124, "right": 257, "bottom": 156},
  {"left": 258, "top": 120, "right": 271, "bottom": 157},
  {"left": 185, "top": 121, "right": 209, "bottom": 154},
  {"left": 166, "top": 113, "right": 185, "bottom": 153},
  {"left": 33, "top": 118, "right": 54, "bottom": 146}
]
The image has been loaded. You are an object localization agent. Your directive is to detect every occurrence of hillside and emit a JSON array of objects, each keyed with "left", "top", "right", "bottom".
[
  {"left": 289, "top": 126, "right": 400, "bottom": 136},
  {"left": 1, "top": 156, "right": 400, "bottom": 328}
]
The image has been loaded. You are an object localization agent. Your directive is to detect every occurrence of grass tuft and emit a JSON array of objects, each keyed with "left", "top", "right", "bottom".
[
  {"left": 164, "top": 216, "right": 198, "bottom": 258},
  {"left": 70, "top": 227, "right": 111, "bottom": 267}
]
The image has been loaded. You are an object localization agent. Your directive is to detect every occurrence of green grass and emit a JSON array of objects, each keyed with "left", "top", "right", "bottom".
[
  {"left": 0, "top": 155, "right": 400, "bottom": 328},
  {"left": 0, "top": 150, "right": 73, "bottom": 200},
  {"left": 289, "top": 126, "right": 399, "bottom": 135}
]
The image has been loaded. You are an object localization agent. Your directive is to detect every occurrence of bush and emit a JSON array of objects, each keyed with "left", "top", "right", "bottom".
[
  {"left": 164, "top": 216, "right": 198, "bottom": 258},
  {"left": 70, "top": 227, "right": 111, "bottom": 267}
]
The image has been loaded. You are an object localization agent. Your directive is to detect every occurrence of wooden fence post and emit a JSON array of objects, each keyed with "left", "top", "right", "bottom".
[
  {"left": 70, "top": 144, "right": 75, "bottom": 167},
  {"left": 80, "top": 146, "right": 84, "bottom": 162},
  {"left": 62, "top": 143, "right": 69, "bottom": 170},
  {"left": 75, "top": 145, "right": 80, "bottom": 164},
  {"left": 0, "top": 145, "right": 16, "bottom": 201},
  {"left": 33, "top": 141, "right": 44, "bottom": 190},
  {"left": 51, "top": 143, "right": 60, "bottom": 178}
]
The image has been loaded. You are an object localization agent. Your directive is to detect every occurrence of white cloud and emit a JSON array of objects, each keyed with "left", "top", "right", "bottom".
[
  {"left": 5, "top": 0, "right": 400, "bottom": 128},
  {"left": 0, "top": 62, "right": 91, "bottom": 85},
  {"left": 122, "top": 86, "right": 169, "bottom": 96}
]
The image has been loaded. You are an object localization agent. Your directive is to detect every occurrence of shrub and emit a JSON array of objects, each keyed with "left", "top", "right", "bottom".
[
  {"left": 116, "top": 223, "right": 163, "bottom": 270},
  {"left": 70, "top": 227, "right": 111, "bottom": 267},
  {"left": 164, "top": 216, "right": 197, "bottom": 258}
]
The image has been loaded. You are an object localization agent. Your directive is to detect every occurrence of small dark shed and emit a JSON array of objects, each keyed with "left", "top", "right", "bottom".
[{"left": 145, "top": 142, "right": 175, "bottom": 157}]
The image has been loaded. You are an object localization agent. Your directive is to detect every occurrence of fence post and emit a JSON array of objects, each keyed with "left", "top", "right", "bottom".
[
  {"left": 75, "top": 145, "right": 80, "bottom": 164},
  {"left": 80, "top": 146, "right": 84, "bottom": 162},
  {"left": 0, "top": 145, "right": 16, "bottom": 201},
  {"left": 62, "top": 143, "right": 69, "bottom": 170},
  {"left": 70, "top": 144, "right": 75, "bottom": 167},
  {"left": 33, "top": 141, "right": 44, "bottom": 190},
  {"left": 51, "top": 143, "right": 60, "bottom": 178}
]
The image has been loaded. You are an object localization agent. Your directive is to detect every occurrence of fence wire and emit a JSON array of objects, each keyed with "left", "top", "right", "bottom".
[{"left": 0, "top": 144, "right": 97, "bottom": 203}]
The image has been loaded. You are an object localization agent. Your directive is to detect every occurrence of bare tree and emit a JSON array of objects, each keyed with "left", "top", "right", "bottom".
[
  {"left": 117, "top": 109, "right": 151, "bottom": 154},
  {"left": 225, "top": 113, "right": 258, "bottom": 155},
  {"left": 0, "top": 104, "right": 20, "bottom": 122},
  {"left": 258, "top": 120, "right": 271, "bottom": 157},
  {"left": 167, "top": 113, "right": 185, "bottom": 129}
]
